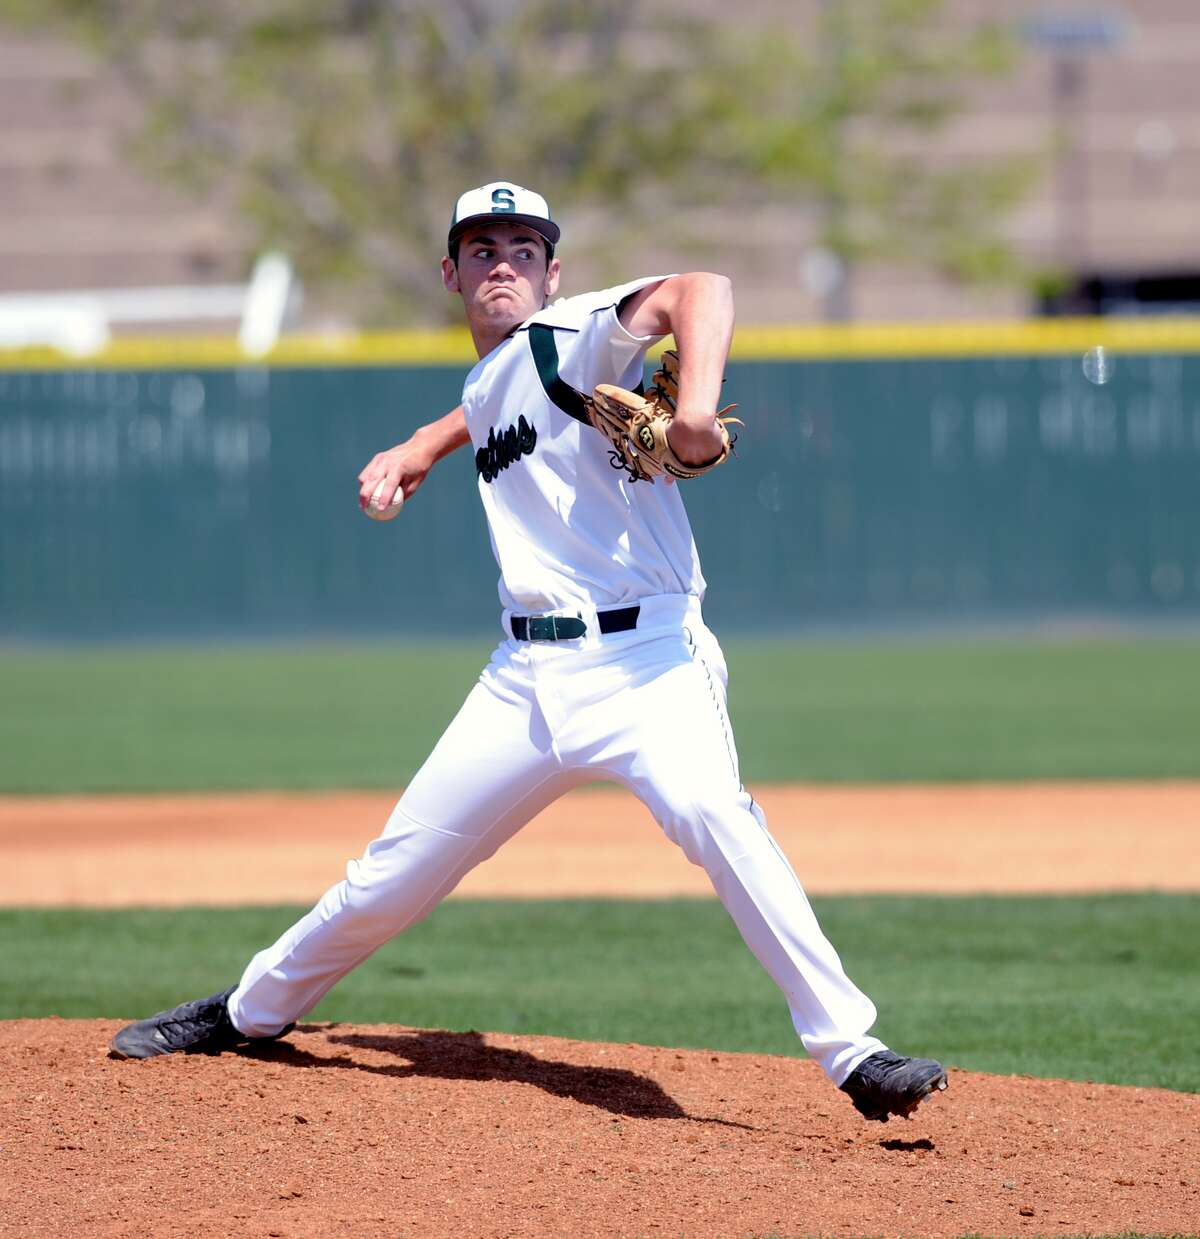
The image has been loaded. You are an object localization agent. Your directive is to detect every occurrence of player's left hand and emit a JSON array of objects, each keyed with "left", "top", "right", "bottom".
[
  {"left": 580, "top": 349, "right": 741, "bottom": 484},
  {"left": 666, "top": 416, "right": 728, "bottom": 468}
]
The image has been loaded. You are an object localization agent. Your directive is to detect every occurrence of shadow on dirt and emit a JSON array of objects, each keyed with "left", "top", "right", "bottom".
[{"left": 246, "top": 1026, "right": 753, "bottom": 1128}]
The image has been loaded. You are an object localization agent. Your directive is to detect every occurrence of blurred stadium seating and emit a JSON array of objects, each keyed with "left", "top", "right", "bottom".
[{"left": 2, "top": 3, "right": 1200, "bottom": 329}]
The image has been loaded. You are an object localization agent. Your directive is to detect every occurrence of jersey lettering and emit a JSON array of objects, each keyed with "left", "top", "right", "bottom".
[
  {"left": 476, "top": 414, "right": 537, "bottom": 483},
  {"left": 491, "top": 187, "right": 516, "bottom": 212}
]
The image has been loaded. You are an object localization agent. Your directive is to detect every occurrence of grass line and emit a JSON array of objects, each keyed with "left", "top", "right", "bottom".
[{"left": 3, "top": 893, "right": 1196, "bottom": 1094}]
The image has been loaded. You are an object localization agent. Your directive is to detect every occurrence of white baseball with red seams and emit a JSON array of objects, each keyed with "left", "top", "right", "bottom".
[
  {"left": 363, "top": 477, "right": 405, "bottom": 521},
  {"left": 227, "top": 195, "right": 892, "bottom": 1087}
]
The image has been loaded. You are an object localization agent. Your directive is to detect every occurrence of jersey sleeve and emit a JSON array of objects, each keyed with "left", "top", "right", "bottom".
[{"left": 549, "top": 275, "right": 675, "bottom": 392}]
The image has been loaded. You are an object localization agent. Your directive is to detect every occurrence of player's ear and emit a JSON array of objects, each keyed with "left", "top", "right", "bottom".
[
  {"left": 441, "top": 257, "right": 460, "bottom": 294},
  {"left": 544, "top": 256, "right": 560, "bottom": 300}
]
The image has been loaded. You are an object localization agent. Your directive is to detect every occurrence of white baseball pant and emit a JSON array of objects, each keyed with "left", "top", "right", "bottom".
[{"left": 228, "top": 594, "right": 886, "bottom": 1084}]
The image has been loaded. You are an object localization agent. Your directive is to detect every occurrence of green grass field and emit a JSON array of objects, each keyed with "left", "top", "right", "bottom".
[
  {"left": 3, "top": 636, "right": 1200, "bottom": 792},
  {"left": 3, "top": 893, "right": 1196, "bottom": 1093}
]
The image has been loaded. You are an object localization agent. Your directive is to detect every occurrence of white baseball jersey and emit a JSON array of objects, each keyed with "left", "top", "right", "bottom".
[{"left": 459, "top": 276, "right": 706, "bottom": 615}]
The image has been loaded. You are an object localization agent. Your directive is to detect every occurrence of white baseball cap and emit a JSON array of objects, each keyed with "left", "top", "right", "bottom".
[{"left": 448, "top": 181, "right": 560, "bottom": 251}]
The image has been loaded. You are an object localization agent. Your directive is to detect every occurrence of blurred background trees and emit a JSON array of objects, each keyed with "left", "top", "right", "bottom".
[{"left": 0, "top": 0, "right": 1032, "bottom": 323}]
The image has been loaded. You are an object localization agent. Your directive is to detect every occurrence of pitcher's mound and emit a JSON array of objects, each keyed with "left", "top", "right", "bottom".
[{"left": 4, "top": 1019, "right": 1197, "bottom": 1238}]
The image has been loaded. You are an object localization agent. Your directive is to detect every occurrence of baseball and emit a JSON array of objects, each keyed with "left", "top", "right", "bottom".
[{"left": 364, "top": 479, "right": 405, "bottom": 521}]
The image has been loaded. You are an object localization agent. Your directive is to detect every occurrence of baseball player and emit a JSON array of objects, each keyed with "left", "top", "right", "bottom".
[{"left": 111, "top": 182, "right": 947, "bottom": 1124}]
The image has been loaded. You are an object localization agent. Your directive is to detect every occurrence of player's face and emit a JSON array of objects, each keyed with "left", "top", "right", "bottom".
[{"left": 442, "top": 223, "right": 560, "bottom": 335}]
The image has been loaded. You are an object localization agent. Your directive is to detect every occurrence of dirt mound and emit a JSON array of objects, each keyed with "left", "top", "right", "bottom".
[{"left": 2, "top": 1020, "right": 1197, "bottom": 1237}]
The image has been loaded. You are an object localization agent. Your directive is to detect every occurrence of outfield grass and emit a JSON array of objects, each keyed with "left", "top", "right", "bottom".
[
  {"left": 3, "top": 893, "right": 1195, "bottom": 1094},
  {"left": 3, "top": 637, "right": 1200, "bottom": 792}
]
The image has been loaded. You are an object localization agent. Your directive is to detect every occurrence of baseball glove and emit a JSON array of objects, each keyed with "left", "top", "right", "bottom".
[{"left": 582, "top": 350, "right": 742, "bottom": 483}]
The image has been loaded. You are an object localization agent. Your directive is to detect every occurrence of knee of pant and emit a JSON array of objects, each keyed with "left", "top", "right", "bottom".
[
  {"left": 346, "top": 845, "right": 430, "bottom": 904},
  {"left": 307, "top": 870, "right": 427, "bottom": 954},
  {"left": 356, "top": 822, "right": 467, "bottom": 890},
  {"left": 326, "top": 852, "right": 428, "bottom": 936},
  {"left": 312, "top": 870, "right": 403, "bottom": 943},
  {"left": 339, "top": 827, "right": 472, "bottom": 923},
  {"left": 343, "top": 861, "right": 401, "bottom": 911}
]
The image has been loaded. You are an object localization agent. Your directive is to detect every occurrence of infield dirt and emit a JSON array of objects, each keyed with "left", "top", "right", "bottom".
[{"left": 2, "top": 781, "right": 1198, "bottom": 906}]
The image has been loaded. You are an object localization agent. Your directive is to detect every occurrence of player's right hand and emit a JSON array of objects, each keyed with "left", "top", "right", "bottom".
[{"left": 357, "top": 439, "right": 435, "bottom": 513}]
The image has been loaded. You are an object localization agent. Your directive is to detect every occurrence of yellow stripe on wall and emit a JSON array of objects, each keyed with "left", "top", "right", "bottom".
[
  {"left": 0, "top": 329, "right": 479, "bottom": 371},
  {"left": 2, "top": 317, "right": 1200, "bottom": 370},
  {"left": 730, "top": 317, "right": 1200, "bottom": 360}
]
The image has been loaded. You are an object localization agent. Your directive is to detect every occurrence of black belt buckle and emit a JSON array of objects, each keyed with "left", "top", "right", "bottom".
[
  {"left": 525, "top": 615, "right": 586, "bottom": 641},
  {"left": 533, "top": 615, "right": 585, "bottom": 641},
  {"left": 512, "top": 605, "right": 640, "bottom": 642}
]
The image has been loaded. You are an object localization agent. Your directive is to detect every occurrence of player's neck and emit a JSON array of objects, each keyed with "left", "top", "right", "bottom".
[
  {"left": 462, "top": 289, "right": 550, "bottom": 358},
  {"left": 466, "top": 309, "right": 547, "bottom": 359},
  {"left": 467, "top": 319, "right": 516, "bottom": 359}
]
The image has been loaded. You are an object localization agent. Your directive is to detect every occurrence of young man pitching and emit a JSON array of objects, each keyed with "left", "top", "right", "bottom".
[{"left": 111, "top": 182, "right": 947, "bottom": 1125}]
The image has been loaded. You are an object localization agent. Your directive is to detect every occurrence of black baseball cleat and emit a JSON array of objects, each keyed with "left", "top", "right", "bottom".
[
  {"left": 840, "top": 1050, "right": 948, "bottom": 1123},
  {"left": 108, "top": 987, "right": 294, "bottom": 1059}
]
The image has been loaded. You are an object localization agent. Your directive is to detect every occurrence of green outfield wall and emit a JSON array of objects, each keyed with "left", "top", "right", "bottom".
[{"left": 3, "top": 324, "right": 1200, "bottom": 638}]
